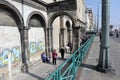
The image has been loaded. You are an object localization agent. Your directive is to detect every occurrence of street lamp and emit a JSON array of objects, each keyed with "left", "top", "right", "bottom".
[
  {"left": 96, "top": 1, "right": 101, "bottom": 33},
  {"left": 97, "top": 0, "right": 111, "bottom": 72}
]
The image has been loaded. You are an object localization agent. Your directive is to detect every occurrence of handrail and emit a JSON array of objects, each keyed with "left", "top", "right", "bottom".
[{"left": 45, "top": 35, "right": 95, "bottom": 80}]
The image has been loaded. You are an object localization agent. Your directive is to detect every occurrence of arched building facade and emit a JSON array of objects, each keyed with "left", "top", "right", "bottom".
[{"left": 0, "top": 0, "right": 87, "bottom": 73}]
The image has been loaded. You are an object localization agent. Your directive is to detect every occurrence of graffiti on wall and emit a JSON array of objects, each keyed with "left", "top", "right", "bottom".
[
  {"left": 0, "top": 41, "right": 45, "bottom": 66},
  {"left": 0, "top": 47, "right": 20, "bottom": 66},
  {"left": 29, "top": 41, "right": 45, "bottom": 54}
]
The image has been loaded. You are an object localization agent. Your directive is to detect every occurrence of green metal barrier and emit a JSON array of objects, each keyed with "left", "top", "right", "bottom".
[{"left": 45, "top": 35, "right": 95, "bottom": 80}]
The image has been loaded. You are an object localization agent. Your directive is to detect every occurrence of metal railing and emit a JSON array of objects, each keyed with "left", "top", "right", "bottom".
[{"left": 45, "top": 35, "right": 95, "bottom": 80}]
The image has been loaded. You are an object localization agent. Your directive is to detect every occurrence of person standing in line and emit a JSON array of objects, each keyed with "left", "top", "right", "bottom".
[
  {"left": 99, "top": 32, "right": 102, "bottom": 42},
  {"left": 116, "top": 30, "right": 119, "bottom": 38},
  {"left": 52, "top": 49, "right": 58, "bottom": 65},
  {"left": 60, "top": 47, "right": 65, "bottom": 59}
]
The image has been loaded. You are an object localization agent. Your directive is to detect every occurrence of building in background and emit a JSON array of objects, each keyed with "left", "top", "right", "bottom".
[{"left": 86, "top": 8, "right": 94, "bottom": 31}]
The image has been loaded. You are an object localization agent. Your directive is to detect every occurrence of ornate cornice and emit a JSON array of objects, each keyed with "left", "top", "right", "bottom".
[{"left": 47, "top": 0, "right": 76, "bottom": 12}]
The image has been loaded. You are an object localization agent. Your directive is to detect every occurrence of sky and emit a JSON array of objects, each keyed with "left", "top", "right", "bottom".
[{"left": 85, "top": 0, "right": 120, "bottom": 29}]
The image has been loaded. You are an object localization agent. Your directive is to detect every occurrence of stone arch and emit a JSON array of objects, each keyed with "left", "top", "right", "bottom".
[
  {"left": 0, "top": 1, "right": 24, "bottom": 66},
  {"left": 26, "top": 11, "right": 47, "bottom": 60},
  {"left": 27, "top": 11, "right": 46, "bottom": 28},
  {"left": 0, "top": 0, "right": 24, "bottom": 28},
  {"left": 48, "top": 12, "right": 74, "bottom": 52},
  {"left": 48, "top": 12, "right": 75, "bottom": 28}
]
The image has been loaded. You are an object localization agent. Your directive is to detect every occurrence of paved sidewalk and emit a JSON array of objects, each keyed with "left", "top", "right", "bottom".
[
  {"left": 12, "top": 53, "right": 71, "bottom": 80},
  {"left": 8, "top": 36, "right": 120, "bottom": 80},
  {"left": 79, "top": 36, "right": 120, "bottom": 80}
]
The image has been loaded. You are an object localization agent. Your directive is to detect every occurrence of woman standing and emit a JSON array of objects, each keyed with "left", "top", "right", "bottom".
[{"left": 52, "top": 49, "right": 58, "bottom": 65}]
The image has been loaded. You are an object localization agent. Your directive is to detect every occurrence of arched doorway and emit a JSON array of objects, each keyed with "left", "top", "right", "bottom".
[
  {"left": 48, "top": 12, "right": 75, "bottom": 53},
  {"left": 0, "top": 1, "right": 23, "bottom": 67},
  {"left": 27, "top": 12, "right": 46, "bottom": 61}
]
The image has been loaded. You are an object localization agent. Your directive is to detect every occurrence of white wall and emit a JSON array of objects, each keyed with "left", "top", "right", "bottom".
[
  {"left": 0, "top": 26, "right": 20, "bottom": 52},
  {"left": 7, "top": 0, "right": 48, "bottom": 26},
  {"left": 29, "top": 27, "right": 45, "bottom": 44},
  {"left": 53, "top": 17, "right": 60, "bottom": 50}
]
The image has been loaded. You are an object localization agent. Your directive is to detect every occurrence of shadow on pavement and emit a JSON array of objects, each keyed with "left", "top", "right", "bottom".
[
  {"left": 81, "top": 63, "right": 96, "bottom": 71},
  {"left": 45, "top": 57, "right": 68, "bottom": 65},
  {"left": 27, "top": 72, "right": 44, "bottom": 80},
  {"left": 110, "top": 37, "right": 120, "bottom": 43},
  {"left": 57, "top": 57, "right": 68, "bottom": 61}
]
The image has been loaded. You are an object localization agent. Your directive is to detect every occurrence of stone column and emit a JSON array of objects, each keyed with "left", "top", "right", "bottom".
[
  {"left": 20, "top": 26, "right": 29, "bottom": 73},
  {"left": 60, "top": 28, "right": 65, "bottom": 47},
  {"left": 68, "top": 28, "right": 72, "bottom": 45},
  {"left": 47, "top": 27, "right": 52, "bottom": 54},
  {"left": 73, "top": 27, "right": 81, "bottom": 50},
  {"left": 44, "top": 28, "right": 48, "bottom": 56},
  {"left": 51, "top": 27, "right": 53, "bottom": 51}
]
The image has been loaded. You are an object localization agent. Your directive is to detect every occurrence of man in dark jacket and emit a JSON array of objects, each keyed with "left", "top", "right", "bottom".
[{"left": 60, "top": 47, "right": 65, "bottom": 59}]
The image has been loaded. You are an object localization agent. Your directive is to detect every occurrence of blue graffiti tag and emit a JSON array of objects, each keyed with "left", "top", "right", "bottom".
[
  {"left": 29, "top": 42, "right": 37, "bottom": 54},
  {"left": 1, "top": 49, "right": 11, "bottom": 65},
  {"left": 11, "top": 47, "right": 20, "bottom": 61}
]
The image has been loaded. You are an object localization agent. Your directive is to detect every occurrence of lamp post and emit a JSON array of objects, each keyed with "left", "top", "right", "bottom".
[
  {"left": 97, "top": 0, "right": 111, "bottom": 72},
  {"left": 96, "top": 2, "right": 100, "bottom": 33}
]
